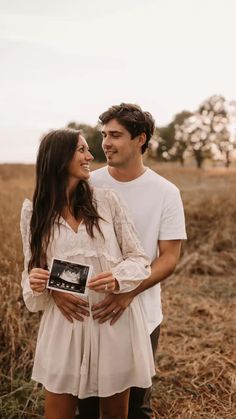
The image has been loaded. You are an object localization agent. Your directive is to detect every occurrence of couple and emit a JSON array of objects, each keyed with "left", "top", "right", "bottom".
[{"left": 20, "top": 103, "right": 187, "bottom": 419}]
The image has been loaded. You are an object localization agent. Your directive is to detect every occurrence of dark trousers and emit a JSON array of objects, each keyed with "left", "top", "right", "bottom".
[{"left": 77, "top": 325, "right": 160, "bottom": 419}]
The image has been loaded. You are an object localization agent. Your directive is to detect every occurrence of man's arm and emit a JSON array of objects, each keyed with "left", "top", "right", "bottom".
[
  {"left": 52, "top": 291, "right": 90, "bottom": 323},
  {"left": 133, "top": 239, "right": 181, "bottom": 294},
  {"left": 92, "top": 239, "right": 182, "bottom": 324}
]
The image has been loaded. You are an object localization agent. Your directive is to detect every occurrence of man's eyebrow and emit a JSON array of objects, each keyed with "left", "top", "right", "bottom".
[{"left": 101, "top": 130, "right": 122, "bottom": 135}]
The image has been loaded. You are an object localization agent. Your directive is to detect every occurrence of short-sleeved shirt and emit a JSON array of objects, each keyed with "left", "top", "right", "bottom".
[{"left": 90, "top": 167, "right": 187, "bottom": 333}]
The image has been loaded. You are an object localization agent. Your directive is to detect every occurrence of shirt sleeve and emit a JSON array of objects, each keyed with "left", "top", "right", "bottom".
[
  {"left": 107, "top": 190, "right": 151, "bottom": 293},
  {"left": 20, "top": 199, "right": 51, "bottom": 312},
  {"left": 159, "top": 186, "right": 187, "bottom": 240}
]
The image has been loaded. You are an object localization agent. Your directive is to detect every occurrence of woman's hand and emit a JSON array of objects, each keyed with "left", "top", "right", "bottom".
[
  {"left": 29, "top": 268, "right": 49, "bottom": 293},
  {"left": 88, "top": 271, "right": 119, "bottom": 293}
]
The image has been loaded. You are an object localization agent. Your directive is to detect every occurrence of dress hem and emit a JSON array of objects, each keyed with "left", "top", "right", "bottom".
[{"left": 31, "top": 377, "right": 154, "bottom": 399}]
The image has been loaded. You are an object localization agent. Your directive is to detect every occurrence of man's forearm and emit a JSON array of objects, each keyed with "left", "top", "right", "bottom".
[{"left": 132, "top": 253, "right": 179, "bottom": 297}]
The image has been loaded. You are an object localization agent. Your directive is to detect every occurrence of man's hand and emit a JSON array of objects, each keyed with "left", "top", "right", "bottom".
[
  {"left": 52, "top": 290, "right": 90, "bottom": 323},
  {"left": 92, "top": 292, "right": 135, "bottom": 325},
  {"left": 91, "top": 240, "right": 182, "bottom": 325}
]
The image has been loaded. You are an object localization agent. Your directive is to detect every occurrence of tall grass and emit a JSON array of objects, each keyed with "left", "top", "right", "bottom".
[{"left": 0, "top": 162, "right": 235, "bottom": 418}]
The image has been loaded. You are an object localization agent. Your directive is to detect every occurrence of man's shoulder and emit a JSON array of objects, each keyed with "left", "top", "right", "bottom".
[
  {"left": 145, "top": 168, "right": 180, "bottom": 194},
  {"left": 90, "top": 165, "right": 108, "bottom": 180}
]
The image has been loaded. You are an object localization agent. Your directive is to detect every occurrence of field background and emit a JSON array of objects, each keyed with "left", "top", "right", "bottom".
[{"left": 0, "top": 161, "right": 235, "bottom": 418}]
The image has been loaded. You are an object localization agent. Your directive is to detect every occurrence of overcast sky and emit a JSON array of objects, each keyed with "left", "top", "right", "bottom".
[{"left": 1, "top": 0, "right": 236, "bottom": 162}]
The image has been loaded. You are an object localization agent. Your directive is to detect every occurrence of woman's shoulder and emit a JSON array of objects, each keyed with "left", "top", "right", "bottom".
[
  {"left": 20, "top": 199, "right": 32, "bottom": 222},
  {"left": 21, "top": 198, "right": 32, "bottom": 212},
  {"left": 92, "top": 186, "right": 129, "bottom": 217},
  {"left": 20, "top": 199, "right": 32, "bottom": 243},
  {"left": 92, "top": 186, "right": 119, "bottom": 203}
]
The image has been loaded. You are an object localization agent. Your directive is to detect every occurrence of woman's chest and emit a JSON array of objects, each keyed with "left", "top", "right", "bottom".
[{"left": 47, "top": 219, "right": 122, "bottom": 261}]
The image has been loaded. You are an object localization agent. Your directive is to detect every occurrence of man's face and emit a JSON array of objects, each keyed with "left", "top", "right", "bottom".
[{"left": 101, "top": 119, "right": 141, "bottom": 168}]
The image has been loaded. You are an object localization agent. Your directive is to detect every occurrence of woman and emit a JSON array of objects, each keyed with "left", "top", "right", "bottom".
[{"left": 20, "top": 129, "right": 155, "bottom": 419}]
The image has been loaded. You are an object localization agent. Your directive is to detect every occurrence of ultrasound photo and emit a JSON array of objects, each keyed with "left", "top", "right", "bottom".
[{"left": 47, "top": 258, "right": 93, "bottom": 295}]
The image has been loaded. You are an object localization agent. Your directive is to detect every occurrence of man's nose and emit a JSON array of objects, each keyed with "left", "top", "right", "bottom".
[{"left": 102, "top": 136, "right": 112, "bottom": 148}]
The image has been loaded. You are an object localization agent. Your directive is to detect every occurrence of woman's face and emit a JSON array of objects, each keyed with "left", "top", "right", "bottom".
[{"left": 68, "top": 135, "right": 94, "bottom": 182}]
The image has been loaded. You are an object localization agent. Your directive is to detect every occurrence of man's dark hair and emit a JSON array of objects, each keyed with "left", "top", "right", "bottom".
[{"left": 99, "top": 103, "right": 155, "bottom": 154}]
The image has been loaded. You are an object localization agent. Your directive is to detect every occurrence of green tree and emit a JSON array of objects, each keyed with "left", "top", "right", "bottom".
[
  {"left": 198, "top": 95, "right": 231, "bottom": 167},
  {"left": 155, "top": 111, "right": 192, "bottom": 162},
  {"left": 171, "top": 95, "right": 234, "bottom": 168},
  {"left": 172, "top": 114, "right": 212, "bottom": 168}
]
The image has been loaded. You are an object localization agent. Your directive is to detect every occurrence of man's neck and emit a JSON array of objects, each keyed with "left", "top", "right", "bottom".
[{"left": 108, "top": 162, "right": 146, "bottom": 182}]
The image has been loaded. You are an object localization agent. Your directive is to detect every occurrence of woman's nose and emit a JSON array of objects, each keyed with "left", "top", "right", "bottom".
[{"left": 86, "top": 151, "right": 94, "bottom": 161}]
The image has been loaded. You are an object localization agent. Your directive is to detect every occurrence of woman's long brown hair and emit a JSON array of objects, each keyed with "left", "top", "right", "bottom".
[{"left": 28, "top": 129, "right": 102, "bottom": 272}]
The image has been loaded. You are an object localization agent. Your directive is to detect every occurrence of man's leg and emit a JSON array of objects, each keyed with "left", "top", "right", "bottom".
[
  {"left": 77, "top": 396, "right": 100, "bottom": 419},
  {"left": 128, "top": 325, "right": 160, "bottom": 419}
]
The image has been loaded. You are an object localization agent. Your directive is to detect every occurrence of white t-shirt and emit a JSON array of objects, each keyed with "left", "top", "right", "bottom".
[{"left": 90, "top": 166, "right": 187, "bottom": 334}]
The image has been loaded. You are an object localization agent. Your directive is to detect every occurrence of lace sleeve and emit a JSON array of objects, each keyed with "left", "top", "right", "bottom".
[
  {"left": 107, "top": 190, "right": 151, "bottom": 293},
  {"left": 20, "top": 199, "right": 51, "bottom": 312}
]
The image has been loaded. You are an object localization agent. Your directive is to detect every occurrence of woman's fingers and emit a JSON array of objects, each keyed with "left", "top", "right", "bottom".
[
  {"left": 30, "top": 267, "right": 49, "bottom": 276},
  {"left": 88, "top": 272, "right": 111, "bottom": 283},
  {"left": 88, "top": 272, "right": 118, "bottom": 293},
  {"left": 30, "top": 279, "right": 47, "bottom": 292},
  {"left": 29, "top": 267, "right": 49, "bottom": 292},
  {"left": 29, "top": 268, "right": 49, "bottom": 280}
]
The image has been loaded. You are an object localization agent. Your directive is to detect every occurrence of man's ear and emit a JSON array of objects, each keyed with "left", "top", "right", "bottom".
[{"left": 138, "top": 132, "right": 147, "bottom": 149}]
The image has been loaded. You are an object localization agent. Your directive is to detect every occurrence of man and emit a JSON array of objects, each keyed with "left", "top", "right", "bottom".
[{"left": 53, "top": 103, "right": 187, "bottom": 418}]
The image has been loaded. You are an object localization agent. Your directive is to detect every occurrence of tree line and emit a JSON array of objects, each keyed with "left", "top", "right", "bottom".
[
  {"left": 152, "top": 95, "right": 236, "bottom": 168},
  {"left": 67, "top": 95, "right": 236, "bottom": 168}
]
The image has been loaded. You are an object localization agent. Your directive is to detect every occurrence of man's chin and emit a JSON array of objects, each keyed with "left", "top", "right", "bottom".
[
  {"left": 106, "top": 159, "right": 118, "bottom": 167},
  {"left": 107, "top": 163, "right": 115, "bottom": 168},
  {"left": 106, "top": 156, "right": 116, "bottom": 166}
]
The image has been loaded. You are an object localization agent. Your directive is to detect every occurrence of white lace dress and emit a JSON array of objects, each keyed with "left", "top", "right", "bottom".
[{"left": 20, "top": 188, "right": 155, "bottom": 398}]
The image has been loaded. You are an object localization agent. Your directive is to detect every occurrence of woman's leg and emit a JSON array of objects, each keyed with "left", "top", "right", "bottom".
[
  {"left": 45, "top": 390, "right": 77, "bottom": 419},
  {"left": 100, "top": 388, "right": 130, "bottom": 419}
]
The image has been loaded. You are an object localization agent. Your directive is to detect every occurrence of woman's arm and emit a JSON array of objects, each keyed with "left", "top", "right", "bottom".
[
  {"left": 106, "top": 190, "right": 151, "bottom": 293},
  {"left": 20, "top": 199, "right": 51, "bottom": 312}
]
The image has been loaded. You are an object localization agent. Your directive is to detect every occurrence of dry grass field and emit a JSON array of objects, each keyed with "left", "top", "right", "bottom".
[{"left": 0, "top": 161, "right": 235, "bottom": 418}]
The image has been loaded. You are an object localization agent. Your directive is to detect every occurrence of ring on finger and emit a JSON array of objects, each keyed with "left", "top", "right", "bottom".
[
  {"left": 104, "top": 283, "right": 108, "bottom": 291},
  {"left": 112, "top": 310, "right": 117, "bottom": 314}
]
